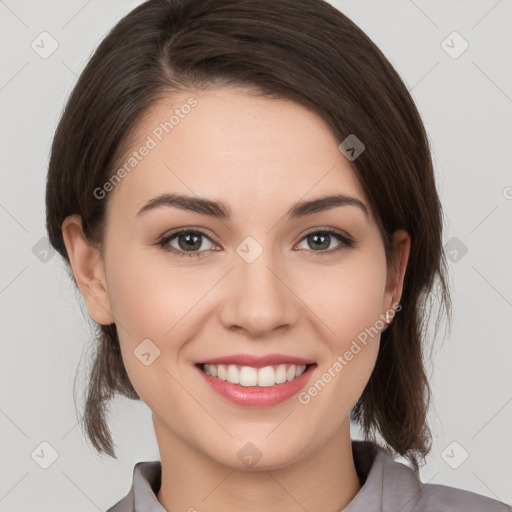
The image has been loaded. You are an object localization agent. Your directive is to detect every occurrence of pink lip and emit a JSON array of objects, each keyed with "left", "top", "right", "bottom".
[
  {"left": 196, "top": 353, "right": 315, "bottom": 368},
  {"left": 196, "top": 363, "right": 317, "bottom": 408}
]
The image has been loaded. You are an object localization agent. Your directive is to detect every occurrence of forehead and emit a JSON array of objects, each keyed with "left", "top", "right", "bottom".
[{"left": 106, "top": 87, "right": 371, "bottom": 221}]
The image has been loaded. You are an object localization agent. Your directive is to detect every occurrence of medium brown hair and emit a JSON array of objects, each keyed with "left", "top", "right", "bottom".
[{"left": 45, "top": 0, "right": 451, "bottom": 470}]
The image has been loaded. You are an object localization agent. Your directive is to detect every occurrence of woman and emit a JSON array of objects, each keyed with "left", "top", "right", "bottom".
[{"left": 45, "top": 0, "right": 510, "bottom": 510}]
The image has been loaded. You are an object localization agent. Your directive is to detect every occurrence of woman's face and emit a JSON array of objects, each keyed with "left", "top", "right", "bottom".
[{"left": 77, "top": 87, "right": 408, "bottom": 470}]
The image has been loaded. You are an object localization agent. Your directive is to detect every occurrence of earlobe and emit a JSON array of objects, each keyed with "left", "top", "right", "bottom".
[{"left": 61, "top": 214, "right": 115, "bottom": 325}]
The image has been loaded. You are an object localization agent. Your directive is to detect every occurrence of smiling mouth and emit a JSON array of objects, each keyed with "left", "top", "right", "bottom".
[{"left": 197, "top": 363, "right": 317, "bottom": 387}]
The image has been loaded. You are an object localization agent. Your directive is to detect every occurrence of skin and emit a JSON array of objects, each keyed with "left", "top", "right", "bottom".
[{"left": 62, "top": 87, "right": 410, "bottom": 512}]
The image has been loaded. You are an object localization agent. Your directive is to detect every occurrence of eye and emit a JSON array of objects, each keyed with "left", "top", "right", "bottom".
[
  {"left": 295, "top": 229, "right": 355, "bottom": 255},
  {"left": 156, "top": 229, "right": 217, "bottom": 258}
]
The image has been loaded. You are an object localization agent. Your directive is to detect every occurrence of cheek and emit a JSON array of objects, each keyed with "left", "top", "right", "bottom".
[
  {"left": 105, "top": 246, "right": 196, "bottom": 341},
  {"left": 297, "top": 251, "right": 387, "bottom": 403},
  {"left": 301, "top": 254, "right": 388, "bottom": 348},
  {"left": 104, "top": 248, "right": 197, "bottom": 410},
  {"left": 298, "top": 266, "right": 385, "bottom": 417},
  {"left": 103, "top": 245, "right": 223, "bottom": 392}
]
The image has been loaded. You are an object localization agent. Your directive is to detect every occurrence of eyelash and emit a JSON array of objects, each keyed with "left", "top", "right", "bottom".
[{"left": 155, "top": 228, "right": 356, "bottom": 259}]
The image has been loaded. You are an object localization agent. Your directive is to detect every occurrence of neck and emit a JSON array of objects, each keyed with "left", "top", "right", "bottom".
[{"left": 154, "top": 417, "right": 361, "bottom": 512}]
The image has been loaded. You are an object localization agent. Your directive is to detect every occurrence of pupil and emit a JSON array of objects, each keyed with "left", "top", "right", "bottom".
[
  {"left": 180, "top": 233, "right": 201, "bottom": 251},
  {"left": 310, "top": 233, "right": 329, "bottom": 250}
]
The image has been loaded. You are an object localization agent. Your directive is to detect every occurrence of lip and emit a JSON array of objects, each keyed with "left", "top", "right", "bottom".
[
  {"left": 196, "top": 353, "right": 316, "bottom": 368},
  {"left": 196, "top": 362, "right": 317, "bottom": 408}
]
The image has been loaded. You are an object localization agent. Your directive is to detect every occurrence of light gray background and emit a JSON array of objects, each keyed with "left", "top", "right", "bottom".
[{"left": 1, "top": 0, "right": 511, "bottom": 510}]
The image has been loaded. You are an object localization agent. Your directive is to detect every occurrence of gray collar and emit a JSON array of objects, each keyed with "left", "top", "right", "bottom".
[{"left": 106, "top": 440, "right": 509, "bottom": 511}]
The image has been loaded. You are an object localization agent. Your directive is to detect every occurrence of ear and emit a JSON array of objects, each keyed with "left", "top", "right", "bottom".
[
  {"left": 61, "top": 214, "right": 115, "bottom": 325},
  {"left": 383, "top": 229, "right": 411, "bottom": 313}
]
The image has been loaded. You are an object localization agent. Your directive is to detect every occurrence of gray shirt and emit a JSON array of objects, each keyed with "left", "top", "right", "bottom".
[{"left": 106, "top": 440, "right": 511, "bottom": 511}]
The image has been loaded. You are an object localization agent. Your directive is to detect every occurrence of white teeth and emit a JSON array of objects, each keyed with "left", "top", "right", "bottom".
[
  {"left": 217, "top": 364, "right": 227, "bottom": 381},
  {"left": 295, "top": 365, "right": 306, "bottom": 377},
  {"left": 226, "top": 364, "right": 239, "bottom": 383},
  {"left": 239, "top": 366, "right": 258, "bottom": 386},
  {"left": 274, "top": 365, "right": 288, "bottom": 385},
  {"left": 202, "top": 363, "right": 308, "bottom": 387},
  {"left": 258, "top": 366, "right": 276, "bottom": 387}
]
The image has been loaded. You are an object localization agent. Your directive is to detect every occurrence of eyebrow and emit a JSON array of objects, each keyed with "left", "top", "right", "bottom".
[{"left": 136, "top": 193, "right": 369, "bottom": 220}]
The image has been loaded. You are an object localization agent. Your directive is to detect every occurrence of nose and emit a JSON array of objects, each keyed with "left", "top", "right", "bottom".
[{"left": 218, "top": 244, "right": 299, "bottom": 338}]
